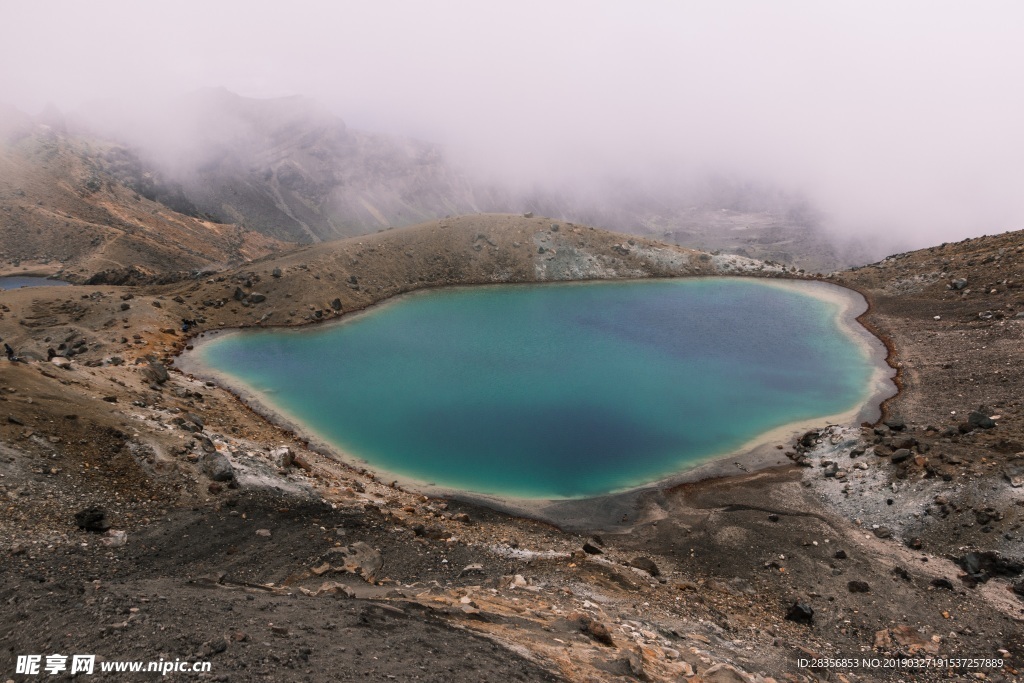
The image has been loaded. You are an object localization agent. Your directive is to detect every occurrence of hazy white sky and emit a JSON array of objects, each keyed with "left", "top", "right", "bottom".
[{"left": 2, "top": 0, "right": 1023, "bottom": 245}]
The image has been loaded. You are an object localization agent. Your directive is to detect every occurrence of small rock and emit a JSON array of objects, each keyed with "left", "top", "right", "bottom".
[
  {"left": 785, "top": 601, "right": 814, "bottom": 625},
  {"left": 580, "top": 616, "right": 615, "bottom": 646},
  {"left": 848, "top": 580, "right": 871, "bottom": 593},
  {"left": 75, "top": 507, "right": 110, "bottom": 533},
  {"left": 891, "top": 449, "right": 912, "bottom": 464},
  {"left": 872, "top": 527, "right": 892, "bottom": 539},
  {"left": 270, "top": 446, "right": 293, "bottom": 468},
  {"left": 99, "top": 530, "right": 127, "bottom": 547},
  {"left": 582, "top": 541, "right": 603, "bottom": 555},
  {"left": 930, "top": 577, "right": 955, "bottom": 590},
  {"left": 884, "top": 417, "right": 906, "bottom": 431},
  {"left": 629, "top": 556, "right": 660, "bottom": 576},
  {"left": 141, "top": 361, "right": 169, "bottom": 385},
  {"left": 255, "top": 529, "right": 272, "bottom": 538},
  {"left": 202, "top": 452, "right": 234, "bottom": 482}
]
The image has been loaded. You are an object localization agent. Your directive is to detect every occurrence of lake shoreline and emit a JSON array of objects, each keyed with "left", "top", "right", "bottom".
[{"left": 175, "top": 276, "right": 896, "bottom": 530}]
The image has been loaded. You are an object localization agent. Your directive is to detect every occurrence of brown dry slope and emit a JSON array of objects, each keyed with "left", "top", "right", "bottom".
[
  {"left": 1, "top": 217, "right": 1023, "bottom": 682},
  {"left": 0, "top": 123, "right": 287, "bottom": 282}
]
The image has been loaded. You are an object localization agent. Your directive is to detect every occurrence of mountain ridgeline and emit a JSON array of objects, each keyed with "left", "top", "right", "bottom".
[{"left": 1, "top": 89, "right": 880, "bottom": 278}]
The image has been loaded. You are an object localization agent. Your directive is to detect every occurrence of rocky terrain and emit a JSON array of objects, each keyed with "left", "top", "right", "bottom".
[
  {"left": 0, "top": 118, "right": 287, "bottom": 284},
  {"left": 1, "top": 212, "right": 1023, "bottom": 682}
]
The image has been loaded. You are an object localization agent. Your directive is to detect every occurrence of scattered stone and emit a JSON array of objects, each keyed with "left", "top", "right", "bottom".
[
  {"left": 271, "top": 268, "right": 282, "bottom": 278},
  {"left": 202, "top": 452, "right": 234, "bottom": 482},
  {"left": 74, "top": 507, "right": 110, "bottom": 533},
  {"left": 785, "top": 601, "right": 814, "bottom": 625},
  {"left": 968, "top": 409, "right": 997, "bottom": 430},
  {"left": 883, "top": 417, "right": 906, "bottom": 431},
  {"left": 141, "top": 361, "right": 169, "bottom": 385},
  {"left": 451, "top": 512, "right": 471, "bottom": 524},
  {"left": 579, "top": 615, "right": 615, "bottom": 646},
  {"left": 891, "top": 449, "right": 912, "bottom": 464},
  {"left": 890, "top": 625, "right": 939, "bottom": 654},
  {"left": 625, "top": 647, "right": 646, "bottom": 680},
  {"left": 834, "top": 549, "right": 848, "bottom": 559},
  {"left": 957, "top": 550, "right": 1024, "bottom": 586},
  {"left": 270, "top": 446, "right": 293, "bottom": 468},
  {"left": 848, "top": 580, "right": 871, "bottom": 593},
  {"left": 767, "top": 513, "right": 780, "bottom": 522},
  {"left": 249, "top": 292, "right": 266, "bottom": 304},
  {"left": 629, "top": 556, "right": 660, "bottom": 577},
  {"left": 582, "top": 541, "right": 603, "bottom": 555},
  {"left": 951, "top": 278, "right": 968, "bottom": 290},
  {"left": 329, "top": 542, "right": 384, "bottom": 582},
  {"left": 930, "top": 578, "right": 954, "bottom": 590},
  {"left": 255, "top": 529, "right": 272, "bottom": 538},
  {"left": 330, "top": 298, "right": 342, "bottom": 311},
  {"left": 100, "top": 530, "right": 127, "bottom": 547},
  {"left": 872, "top": 527, "right": 892, "bottom": 539}
]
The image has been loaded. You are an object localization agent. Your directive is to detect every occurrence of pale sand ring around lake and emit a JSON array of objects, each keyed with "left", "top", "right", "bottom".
[{"left": 175, "top": 276, "right": 896, "bottom": 530}]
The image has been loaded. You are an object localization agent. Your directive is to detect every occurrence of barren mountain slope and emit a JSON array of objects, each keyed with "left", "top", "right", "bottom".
[{"left": 0, "top": 126, "right": 287, "bottom": 281}]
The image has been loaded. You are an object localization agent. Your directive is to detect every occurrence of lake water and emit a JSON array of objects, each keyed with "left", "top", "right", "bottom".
[
  {"left": 193, "top": 278, "right": 885, "bottom": 499},
  {"left": 0, "top": 276, "right": 70, "bottom": 290}
]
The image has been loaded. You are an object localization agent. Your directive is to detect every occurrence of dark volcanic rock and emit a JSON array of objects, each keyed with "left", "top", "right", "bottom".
[
  {"left": 957, "top": 551, "right": 1024, "bottom": 586},
  {"left": 74, "top": 507, "right": 110, "bottom": 533},
  {"left": 967, "top": 409, "right": 996, "bottom": 430},
  {"left": 202, "top": 452, "right": 234, "bottom": 482},
  {"left": 847, "top": 580, "right": 871, "bottom": 593},
  {"left": 891, "top": 449, "right": 912, "bottom": 464},
  {"left": 785, "top": 601, "right": 814, "bottom": 625},
  {"left": 883, "top": 417, "right": 906, "bottom": 431}
]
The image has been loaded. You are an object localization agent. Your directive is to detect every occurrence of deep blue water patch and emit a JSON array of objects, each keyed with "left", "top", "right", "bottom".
[{"left": 198, "top": 279, "right": 876, "bottom": 498}]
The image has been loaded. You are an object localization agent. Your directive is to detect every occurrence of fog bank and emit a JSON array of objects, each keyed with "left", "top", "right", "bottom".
[{"left": 2, "top": 1, "right": 1023, "bottom": 250}]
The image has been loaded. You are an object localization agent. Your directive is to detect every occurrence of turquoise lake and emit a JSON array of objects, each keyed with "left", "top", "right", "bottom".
[{"left": 195, "top": 278, "right": 880, "bottom": 499}]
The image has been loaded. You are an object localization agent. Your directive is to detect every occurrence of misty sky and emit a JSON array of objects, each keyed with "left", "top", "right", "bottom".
[{"left": 2, "top": 0, "right": 1023, "bottom": 247}]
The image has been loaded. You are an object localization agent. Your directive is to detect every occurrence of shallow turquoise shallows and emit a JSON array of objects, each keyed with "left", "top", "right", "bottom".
[{"left": 198, "top": 279, "right": 876, "bottom": 498}]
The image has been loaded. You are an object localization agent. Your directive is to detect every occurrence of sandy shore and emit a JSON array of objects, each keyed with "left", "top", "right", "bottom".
[{"left": 176, "top": 276, "right": 896, "bottom": 529}]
